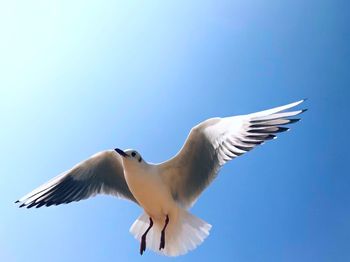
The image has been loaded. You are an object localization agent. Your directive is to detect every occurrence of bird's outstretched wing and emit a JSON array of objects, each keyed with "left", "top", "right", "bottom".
[
  {"left": 16, "top": 150, "right": 137, "bottom": 208},
  {"left": 160, "top": 100, "right": 306, "bottom": 208}
]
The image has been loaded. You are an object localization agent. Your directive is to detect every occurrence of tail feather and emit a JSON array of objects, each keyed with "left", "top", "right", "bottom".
[{"left": 130, "top": 210, "right": 211, "bottom": 256}]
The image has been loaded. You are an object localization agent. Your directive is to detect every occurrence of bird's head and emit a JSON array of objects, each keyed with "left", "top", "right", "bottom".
[{"left": 114, "top": 148, "right": 144, "bottom": 167}]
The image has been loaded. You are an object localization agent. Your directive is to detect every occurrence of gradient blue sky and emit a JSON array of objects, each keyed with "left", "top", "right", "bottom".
[{"left": 1, "top": 1, "right": 349, "bottom": 261}]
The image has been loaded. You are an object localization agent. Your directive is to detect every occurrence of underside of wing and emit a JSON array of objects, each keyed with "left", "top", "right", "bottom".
[
  {"left": 216, "top": 100, "right": 307, "bottom": 164},
  {"left": 16, "top": 150, "right": 137, "bottom": 208},
  {"left": 160, "top": 99, "right": 307, "bottom": 208}
]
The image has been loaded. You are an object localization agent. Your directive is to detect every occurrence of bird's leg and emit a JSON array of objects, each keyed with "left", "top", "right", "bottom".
[
  {"left": 140, "top": 217, "right": 153, "bottom": 255},
  {"left": 159, "top": 215, "right": 169, "bottom": 250}
]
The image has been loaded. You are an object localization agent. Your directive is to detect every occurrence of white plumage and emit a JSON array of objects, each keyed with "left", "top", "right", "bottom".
[{"left": 16, "top": 99, "right": 306, "bottom": 256}]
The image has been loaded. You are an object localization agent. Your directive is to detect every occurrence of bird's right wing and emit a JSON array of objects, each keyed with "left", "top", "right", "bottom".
[
  {"left": 16, "top": 150, "right": 137, "bottom": 208},
  {"left": 160, "top": 100, "right": 306, "bottom": 208}
]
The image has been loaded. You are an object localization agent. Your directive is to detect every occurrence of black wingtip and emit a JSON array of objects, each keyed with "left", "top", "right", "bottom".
[
  {"left": 288, "top": 118, "right": 300, "bottom": 124},
  {"left": 301, "top": 109, "right": 308, "bottom": 113},
  {"left": 235, "top": 145, "right": 253, "bottom": 152},
  {"left": 247, "top": 134, "right": 276, "bottom": 141},
  {"left": 19, "top": 203, "right": 26, "bottom": 208},
  {"left": 276, "top": 127, "right": 290, "bottom": 133},
  {"left": 266, "top": 134, "right": 277, "bottom": 140},
  {"left": 35, "top": 201, "right": 47, "bottom": 208},
  {"left": 15, "top": 200, "right": 19, "bottom": 204}
]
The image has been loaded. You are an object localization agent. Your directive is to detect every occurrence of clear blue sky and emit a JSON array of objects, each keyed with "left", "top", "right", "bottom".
[{"left": 0, "top": 1, "right": 349, "bottom": 261}]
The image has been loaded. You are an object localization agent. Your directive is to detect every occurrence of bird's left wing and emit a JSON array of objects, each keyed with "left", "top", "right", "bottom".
[
  {"left": 159, "top": 100, "right": 306, "bottom": 208},
  {"left": 16, "top": 150, "right": 137, "bottom": 208}
]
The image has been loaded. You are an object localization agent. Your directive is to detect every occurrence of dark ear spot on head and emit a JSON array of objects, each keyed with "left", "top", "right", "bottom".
[{"left": 138, "top": 156, "right": 142, "bottom": 162}]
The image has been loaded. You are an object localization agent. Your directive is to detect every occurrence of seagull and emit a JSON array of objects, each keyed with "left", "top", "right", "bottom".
[{"left": 16, "top": 99, "right": 306, "bottom": 256}]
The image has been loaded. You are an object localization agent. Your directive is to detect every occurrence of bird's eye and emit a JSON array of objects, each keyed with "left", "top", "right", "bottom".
[{"left": 131, "top": 152, "right": 136, "bottom": 157}]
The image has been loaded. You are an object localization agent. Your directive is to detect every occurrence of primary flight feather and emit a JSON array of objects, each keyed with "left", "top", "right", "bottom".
[{"left": 16, "top": 99, "right": 306, "bottom": 256}]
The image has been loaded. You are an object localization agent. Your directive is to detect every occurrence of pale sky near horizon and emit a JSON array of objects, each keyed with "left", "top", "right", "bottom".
[{"left": 0, "top": 1, "right": 349, "bottom": 262}]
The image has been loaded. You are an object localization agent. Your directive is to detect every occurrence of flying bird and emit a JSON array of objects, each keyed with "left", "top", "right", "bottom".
[{"left": 16, "top": 100, "right": 306, "bottom": 256}]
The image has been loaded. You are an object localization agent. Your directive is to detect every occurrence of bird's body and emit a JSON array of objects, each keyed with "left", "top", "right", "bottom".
[
  {"left": 16, "top": 99, "right": 307, "bottom": 256},
  {"left": 123, "top": 160, "right": 177, "bottom": 222}
]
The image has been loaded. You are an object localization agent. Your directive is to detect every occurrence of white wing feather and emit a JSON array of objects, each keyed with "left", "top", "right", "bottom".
[
  {"left": 16, "top": 150, "right": 137, "bottom": 208},
  {"left": 160, "top": 99, "right": 307, "bottom": 208}
]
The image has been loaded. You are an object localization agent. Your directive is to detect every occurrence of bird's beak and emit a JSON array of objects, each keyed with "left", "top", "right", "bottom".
[{"left": 114, "top": 148, "right": 128, "bottom": 158}]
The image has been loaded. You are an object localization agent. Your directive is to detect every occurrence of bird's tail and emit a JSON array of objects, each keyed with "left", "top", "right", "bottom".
[{"left": 129, "top": 209, "right": 211, "bottom": 256}]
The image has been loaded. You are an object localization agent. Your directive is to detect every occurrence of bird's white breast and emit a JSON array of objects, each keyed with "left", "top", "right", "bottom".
[{"left": 123, "top": 163, "right": 176, "bottom": 220}]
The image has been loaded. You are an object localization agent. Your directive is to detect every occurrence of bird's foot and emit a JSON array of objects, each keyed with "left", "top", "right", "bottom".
[
  {"left": 159, "top": 215, "right": 169, "bottom": 251},
  {"left": 159, "top": 232, "right": 165, "bottom": 250},
  {"left": 140, "top": 235, "right": 146, "bottom": 255},
  {"left": 140, "top": 217, "right": 153, "bottom": 255}
]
